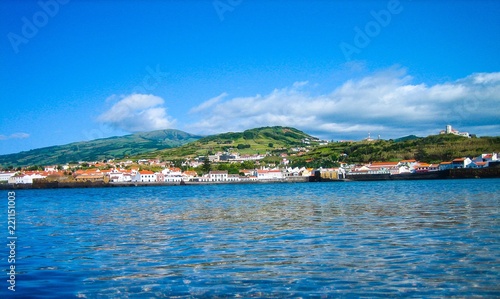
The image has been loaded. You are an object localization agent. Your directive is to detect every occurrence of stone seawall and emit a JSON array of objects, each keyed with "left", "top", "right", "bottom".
[{"left": 0, "top": 177, "right": 310, "bottom": 190}]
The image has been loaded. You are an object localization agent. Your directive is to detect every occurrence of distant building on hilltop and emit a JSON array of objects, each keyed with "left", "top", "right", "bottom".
[
  {"left": 363, "top": 133, "right": 374, "bottom": 142},
  {"left": 439, "top": 125, "right": 471, "bottom": 138}
]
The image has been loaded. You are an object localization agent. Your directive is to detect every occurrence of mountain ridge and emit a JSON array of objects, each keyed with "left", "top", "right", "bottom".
[
  {"left": 0, "top": 129, "right": 202, "bottom": 167},
  {"left": 2, "top": 126, "right": 498, "bottom": 169},
  {"left": 132, "top": 126, "right": 320, "bottom": 160}
]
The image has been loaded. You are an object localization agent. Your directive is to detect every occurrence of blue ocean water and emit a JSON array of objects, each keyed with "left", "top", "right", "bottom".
[{"left": 1, "top": 179, "right": 499, "bottom": 298}]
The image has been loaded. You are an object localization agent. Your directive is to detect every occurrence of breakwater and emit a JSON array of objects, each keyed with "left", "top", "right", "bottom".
[
  {"left": 343, "top": 167, "right": 500, "bottom": 181},
  {"left": 0, "top": 177, "right": 310, "bottom": 190}
]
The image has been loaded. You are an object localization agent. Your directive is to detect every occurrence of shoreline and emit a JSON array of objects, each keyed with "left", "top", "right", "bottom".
[{"left": 1, "top": 167, "right": 499, "bottom": 190}]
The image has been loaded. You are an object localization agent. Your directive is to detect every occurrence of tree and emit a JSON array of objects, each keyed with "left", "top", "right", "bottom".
[
  {"left": 202, "top": 157, "right": 211, "bottom": 174},
  {"left": 241, "top": 160, "right": 256, "bottom": 170},
  {"left": 237, "top": 144, "right": 250, "bottom": 149},
  {"left": 268, "top": 143, "right": 274, "bottom": 148},
  {"left": 243, "top": 131, "right": 254, "bottom": 140}
]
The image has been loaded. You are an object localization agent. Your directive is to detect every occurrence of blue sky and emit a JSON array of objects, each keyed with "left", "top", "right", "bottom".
[{"left": 1, "top": 0, "right": 499, "bottom": 155}]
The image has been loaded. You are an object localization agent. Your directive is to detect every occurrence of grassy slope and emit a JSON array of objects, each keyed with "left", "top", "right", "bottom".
[
  {"left": 133, "top": 126, "right": 319, "bottom": 159},
  {"left": 3, "top": 126, "right": 497, "bottom": 168},
  {"left": 0, "top": 129, "right": 202, "bottom": 167},
  {"left": 295, "top": 134, "right": 500, "bottom": 165}
]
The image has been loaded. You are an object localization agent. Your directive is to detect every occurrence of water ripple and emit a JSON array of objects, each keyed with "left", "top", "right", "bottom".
[{"left": 3, "top": 179, "right": 500, "bottom": 298}]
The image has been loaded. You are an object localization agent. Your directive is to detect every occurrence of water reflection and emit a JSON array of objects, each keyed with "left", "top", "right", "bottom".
[{"left": 8, "top": 179, "right": 500, "bottom": 298}]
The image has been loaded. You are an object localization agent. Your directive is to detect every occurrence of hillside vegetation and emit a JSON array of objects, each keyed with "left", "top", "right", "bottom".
[
  {"left": 134, "top": 126, "right": 319, "bottom": 159},
  {"left": 1, "top": 126, "right": 499, "bottom": 169},
  {"left": 0, "top": 129, "right": 202, "bottom": 167},
  {"left": 293, "top": 134, "right": 500, "bottom": 166}
]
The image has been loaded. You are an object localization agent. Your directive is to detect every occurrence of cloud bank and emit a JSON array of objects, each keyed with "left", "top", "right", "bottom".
[
  {"left": 0, "top": 132, "right": 30, "bottom": 141},
  {"left": 98, "top": 94, "right": 176, "bottom": 132},
  {"left": 188, "top": 69, "right": 500, "bottom": 139}
]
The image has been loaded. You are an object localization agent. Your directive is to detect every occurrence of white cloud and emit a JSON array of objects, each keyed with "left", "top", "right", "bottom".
[
  {"left": 0, "top": 132, "right": 30, "bottom": 141},
  {"left": 189, "top": 92, "right": 228, "bottom": 113},
  {"left": 187, "top": 69, "right": 500, "bottom": 139},
  {"left": 97, "top": 94, "right": 176, "bottom": 132}
]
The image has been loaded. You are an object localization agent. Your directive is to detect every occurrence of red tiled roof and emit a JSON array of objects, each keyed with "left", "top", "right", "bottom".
[
  {"left": 416, "top": 163, "right": 430, "bottom": 167},
  {"left": 371, "top": 162, "right": 399, "bottom": 166},
  {"left": 140, "top": 170, "right": 155, "bottom": 174}
]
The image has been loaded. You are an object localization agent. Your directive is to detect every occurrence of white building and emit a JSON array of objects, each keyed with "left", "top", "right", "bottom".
[
  {"left": 108, "top": 169, "right": 132, "bottom": 182},
  {"left": 8, "top": 173, "right": 46, "bottom": 184},
  {"left": 164, "top": 175, "right": 183, "bottom": 183},
  {"left": 256, "top": 169, "right": 284, "bottom": 180},
  {"left": 209, "top": 171, "right": 228, "bottom": 182},
  {"left": 472, "top": 153, "right": 498, "bottom": 164},
  {"left": 227, "top": 174, "right": 241, "bottom": 182},
  {"left": 139, "top": 170, "right": 157, "bottom": 182},
  {"left": 439, "top": 125, "right": 471, "bottom": 138},
  {"left": 0, "top": 172, "right": 16, "bottom": 182},
  {"left": 451, "top": 158, "right": 472, "bottom": 169}
]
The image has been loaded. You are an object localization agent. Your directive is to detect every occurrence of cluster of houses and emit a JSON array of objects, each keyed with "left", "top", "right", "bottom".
[
  {"left": 1, "top": 152, "right": 497, "bottom": 185},
  {"left": 339, "top": 153, "right": 498, "bottom": 177},
  {"left": 0, "top": 165, "right": 318, "bottom": 185}
]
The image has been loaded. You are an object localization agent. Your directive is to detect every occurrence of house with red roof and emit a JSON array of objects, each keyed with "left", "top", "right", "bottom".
[
  {"left": 439, "top": 161, "right": 453, "bottom": 171},
  {"left": 468, "top": 161, "right": 488, "bottom": 168},
  {"left": 451, "top": 158, "right": 472, "bottom": 169},
  {"left": 182, "top": 170, "right": 198, "bottom": 179},
  {"left": 414, "top": 162, "right": 431, "bottom": 173},
  {"left": 138, "top": 170, "right": 156, "bottom": 182},
  {"left": 472, "top": 153, "right": 498, "bottom": 166}
]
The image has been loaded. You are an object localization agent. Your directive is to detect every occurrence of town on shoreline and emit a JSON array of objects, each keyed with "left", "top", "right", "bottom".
[
  {"left": 1, "top": 152, "right": 498, "bottom": 190},
  {"left": 1, "top": 125, "right": 499, "bottom": 189}
]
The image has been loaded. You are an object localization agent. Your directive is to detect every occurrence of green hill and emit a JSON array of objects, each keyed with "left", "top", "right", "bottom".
[
  {"left": 394, "top": 135, "right": 420, "bottom": 143},
  {"left": 0, "top": 129, "right": 202, "bottom": 167},
  {"left": 133, "top": 126, "right": 319, "bottom": 159},
  {"left": 291, "top": 134, "right": 500, "bottom": 167},
  {"left": 3, "top": 126, "right": 498, "bottom": 169}
]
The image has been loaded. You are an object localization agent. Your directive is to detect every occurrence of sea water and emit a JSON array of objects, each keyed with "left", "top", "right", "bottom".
[{"left": 1, "top": 179, "right": 499, "bottom": 298}]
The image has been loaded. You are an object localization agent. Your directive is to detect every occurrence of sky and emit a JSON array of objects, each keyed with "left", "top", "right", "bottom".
[{"left": 1, "top": 0, "right": 499, "bottom": 155}]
